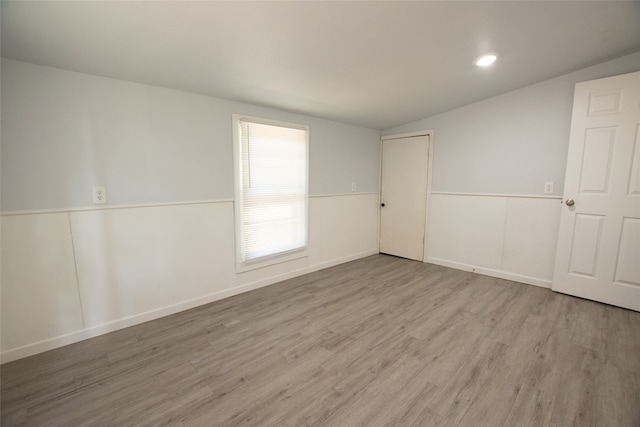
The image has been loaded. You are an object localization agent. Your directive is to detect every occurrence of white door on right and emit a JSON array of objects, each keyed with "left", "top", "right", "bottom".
[{"left": 552, "top": 71, "right": 640, "bottom": 312}]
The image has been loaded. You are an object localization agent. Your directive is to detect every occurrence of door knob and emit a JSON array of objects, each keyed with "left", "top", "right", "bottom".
[
  {"left": 566, "top": 199, "right": 575, "bottom": 206},
  {"left": 381, "top": 203, "right": 385, "bottom": 207}
]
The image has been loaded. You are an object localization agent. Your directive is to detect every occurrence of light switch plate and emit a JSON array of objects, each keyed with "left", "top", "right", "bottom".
[{"left": 93, "top": 186, "right": 107, "bottom": 204}]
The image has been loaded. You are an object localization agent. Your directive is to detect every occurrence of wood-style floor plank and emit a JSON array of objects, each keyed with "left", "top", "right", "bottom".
[{"left": 2, "top": 254, "right": 639, "bottom": 426}]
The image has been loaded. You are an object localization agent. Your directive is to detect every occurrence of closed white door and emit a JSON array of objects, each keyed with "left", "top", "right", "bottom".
[
  {"left": 552, "top": 71, "right": 640, "bottom": 312},
  {"left": 380, "top": 135, "right": 429, "bottom": 261}
]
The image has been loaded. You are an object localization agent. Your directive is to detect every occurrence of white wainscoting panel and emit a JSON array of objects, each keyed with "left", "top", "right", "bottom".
[
  {"left": 502, "top": 198, "right": 562, "bottom": 282},
  {"left": 308, "top": 197, "right": 324, "bottom": 266},
  {"left": 427, "top": 193, "right": 561, "bottom": 288},
  {"left": 70, "top": 203, "right": 237, "bottom": 328},
  {"left": 1, "top": 194, "right": 378, "bottom": 362},
  {"left": 320, "top": 194, "right": 379, "bottom": 262},
  {"left": 1, "top": 213, "right": 85, "bottom": 350},
  {"left": 427, "top": 194, "right": 507, "bottom": 269}
]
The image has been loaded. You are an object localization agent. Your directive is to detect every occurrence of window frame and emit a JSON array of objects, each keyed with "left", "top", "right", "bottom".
[{"left": 232, "top": 114, "right": 310, "bottom": 272}]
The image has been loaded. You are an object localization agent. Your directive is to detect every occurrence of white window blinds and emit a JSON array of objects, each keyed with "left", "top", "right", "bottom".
[{"left": 236, "top": 117, "right": 308, "bottom": 263}]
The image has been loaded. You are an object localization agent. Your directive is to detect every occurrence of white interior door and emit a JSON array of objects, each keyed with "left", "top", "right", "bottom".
[
  {"left": 552, "top": 71, "right": 640, "bottom": 312},
  {"left": 380, "top": 135, "right": 429, "bottom": 261}
]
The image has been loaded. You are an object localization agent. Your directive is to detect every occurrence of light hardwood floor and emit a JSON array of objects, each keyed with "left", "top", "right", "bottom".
[{"left": 2, "top": 254, "right": 639, "bottom": 426}]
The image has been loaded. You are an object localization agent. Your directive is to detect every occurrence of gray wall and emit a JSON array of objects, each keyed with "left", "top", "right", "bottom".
[
  {"left": 383, "top": 51, "right": 640, "bottom": 196},
  {"left": 1, "top": 59, "right": 381, "bottom": 212},
  {"left": 5, "top": 51, "right": 639, "bottom": 211}
]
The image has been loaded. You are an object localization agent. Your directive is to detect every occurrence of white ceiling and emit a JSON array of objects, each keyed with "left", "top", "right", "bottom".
[{"left": 2, "top": 1, "right": 640, "bottom": 130}]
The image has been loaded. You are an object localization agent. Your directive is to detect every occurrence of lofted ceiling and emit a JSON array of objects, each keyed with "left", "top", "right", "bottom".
[{"left": 2, "top": 1, "right": 640, "bottom": 130}]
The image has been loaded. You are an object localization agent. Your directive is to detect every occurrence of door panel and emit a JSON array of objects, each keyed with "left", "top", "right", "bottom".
[
  {"left": 579, "top": 127, "right": 615, "bottom": 193},
  {"left": 568, "top": 214, "right": 603, "bottom": 277},
  {"left": 629, "top": 125, "right": 640, "bottom": 195},
  {"left": 614, "top": 218, "right": 640, "bottom": 286},
  {"left": 379, "top": 135, "right": 429, "bottom": 261},
  {"left": 552, "top": 71, "right": 640, "bottom": 312}
]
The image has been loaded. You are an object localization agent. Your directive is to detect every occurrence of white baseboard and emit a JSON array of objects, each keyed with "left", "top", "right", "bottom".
[
  {"left": 426, "top": 257, "right": 552, "bottom": 289},
  {"left": 0, "top": 249, "right": 378, "bottom": 364}
]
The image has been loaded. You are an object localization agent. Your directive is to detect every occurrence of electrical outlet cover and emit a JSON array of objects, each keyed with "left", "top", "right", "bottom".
[
  {"left": 93, "top": 186, "right": 107, "bottom": 204},
  {"left": 544, "top": 181, "right": 554, "bottom": 195}
]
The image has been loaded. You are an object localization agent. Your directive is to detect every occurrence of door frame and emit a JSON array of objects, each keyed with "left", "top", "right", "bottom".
[{"left": 379, "top": 130, "right": 434, "bottom": 262}]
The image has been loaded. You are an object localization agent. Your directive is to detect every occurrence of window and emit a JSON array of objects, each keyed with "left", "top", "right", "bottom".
[{"left": 232, "top": 114, "right": 309, "bottom": 270}]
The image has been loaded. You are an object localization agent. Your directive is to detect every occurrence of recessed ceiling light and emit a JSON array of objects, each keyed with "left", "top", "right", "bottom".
[{"left": 474, "top": 53, "right": 498, "bottom": 67}]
